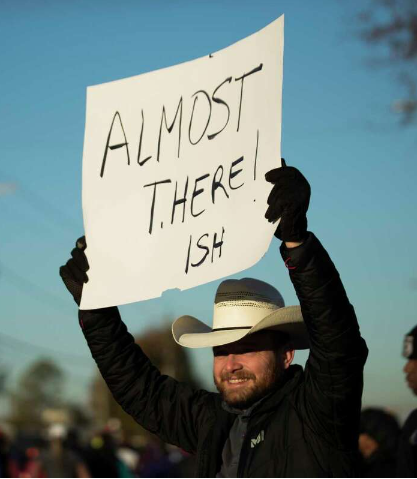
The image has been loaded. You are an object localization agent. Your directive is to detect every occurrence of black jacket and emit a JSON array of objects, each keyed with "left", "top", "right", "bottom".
[
  {"left": 397, "top": 409, "right": 417, "bottom": 477},
  {"left": 358, "top": 450, "right": 397, "bottom": 478},
  {"left": 79, "top": 233, "right": 368, "bottom": 477}
]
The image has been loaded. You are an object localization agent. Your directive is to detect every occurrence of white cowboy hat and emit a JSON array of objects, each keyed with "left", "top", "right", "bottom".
[{"left": 172, "top": 278, "right": 309, "bottom": 349}]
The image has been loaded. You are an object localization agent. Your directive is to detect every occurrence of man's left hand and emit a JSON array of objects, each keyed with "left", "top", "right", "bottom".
[{"left": 265, "top": 160, "right": 311, "bottom": 243}]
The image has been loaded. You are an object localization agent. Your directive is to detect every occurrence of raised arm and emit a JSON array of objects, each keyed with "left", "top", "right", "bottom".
[
  {"left": 59, "top": 238, "right": 215, "bottom": 453},
  {"left": 266, "top": 163, "right": 368, "bottom": 449},
  {"left": 281, "top": 233, "right": 368, "bottom": 447}
]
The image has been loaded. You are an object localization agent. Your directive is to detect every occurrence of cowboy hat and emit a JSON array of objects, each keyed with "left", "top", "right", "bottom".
[{"left": 172, "top": 278, "right": 309, "bottom": 349}]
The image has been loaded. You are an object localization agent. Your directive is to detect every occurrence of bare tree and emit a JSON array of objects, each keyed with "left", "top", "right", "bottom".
[
  {"left": 357, "top": 0, "right": 417, "bottom": 123},
  {"left": 9, "top": 358, "right": 64, "bottom": 431},
  {"left": 90, "top": 323, "right": 201, "bottom": 440}
]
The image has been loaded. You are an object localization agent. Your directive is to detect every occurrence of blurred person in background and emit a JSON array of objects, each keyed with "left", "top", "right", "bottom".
[
  {"left": 397, "top": 325, "right": 417, "bottom": 477},
  {"left": 8, "top": 433, "right": 44, "bottom": 478},
  {"left": 358, "top": 407, "right": 400, "bottom": 477},
  {"left": 0, "top": 428, "right": 11, "bottom": 478},
  {"left": 60, "top": 163, "right": 368, "bottom": 477},
  {"left": 83, "top": 430, "right": 123, "bottom": 478},
  {"left": 115, "top": 439, "right": 140, "bottom": 478},
  {"left": 39, "top": 423, "right": 90, "bottom": 478},
  {"left": 138, "top": 437, "right": 177, "bottom": 478},
  {"left": 64, "top": 428, "right": 90, "bottom": 471},
  {"left": 165, "top": 445, "right": 196, "bottom": 478}
]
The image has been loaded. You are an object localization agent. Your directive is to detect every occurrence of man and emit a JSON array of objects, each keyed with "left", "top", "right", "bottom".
[
  {"left": 397, "top": 326, "right": 417, "bottom": 477},
  {"left": 60, "top": 163, "right": 368, "bottom": 477}
]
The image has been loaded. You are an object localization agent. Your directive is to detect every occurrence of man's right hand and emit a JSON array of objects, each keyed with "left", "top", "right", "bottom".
[{"left": 59, "top": 236, "right": 89, "bottom": 306}]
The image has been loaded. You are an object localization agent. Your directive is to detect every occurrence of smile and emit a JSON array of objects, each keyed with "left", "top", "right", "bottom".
[{"left": 227, "top": 378, "right": 251, "bottom": 384}]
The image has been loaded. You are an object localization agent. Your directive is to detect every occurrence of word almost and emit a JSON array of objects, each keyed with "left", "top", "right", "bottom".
[{"left": 99, "top": 63, "right": 263, "bottom": 177}]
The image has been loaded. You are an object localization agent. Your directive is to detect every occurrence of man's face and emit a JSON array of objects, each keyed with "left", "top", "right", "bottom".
[
  {"left": 213, "top": 331, "right": 294, "bottom": 409},
  {"left": 404, "top": 359, "right": 417, "bottom": 395}
]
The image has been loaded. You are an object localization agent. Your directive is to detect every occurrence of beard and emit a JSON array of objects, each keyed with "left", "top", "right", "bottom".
[{"left": 214, "top": 357, "right": 284, "bottom": 410}]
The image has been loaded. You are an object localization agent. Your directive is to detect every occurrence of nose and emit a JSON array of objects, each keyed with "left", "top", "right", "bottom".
[
  {"left": 225, "top": 354, "right": 243, "bottom": 373},
  {"left": 404, "top": 360, "right": 412, "bottom": 374}
]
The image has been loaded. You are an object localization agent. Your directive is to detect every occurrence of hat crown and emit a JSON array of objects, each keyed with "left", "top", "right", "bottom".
[
  {"left": 215, "top": 278, "right": 284, "bottom": 306},
  {"left": 171, "top": 277, "right": 307, "bottom": 349},
  {"left": 212, "top": 278, "right": 285, "bottom": 331}
]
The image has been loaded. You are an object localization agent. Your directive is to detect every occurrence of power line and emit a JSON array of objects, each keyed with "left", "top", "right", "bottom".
[
  {"left": 0, "top": 331, "right": 91, "bottom": 365},
  {"left": 0, "top": 261, "right": 75, "bottom": 315},
  {"left": 0, "top": 354, "right": 93, "bottom": 386},
  {"left": 0, "top": 260, "right": 160, "bottom": 327},
  {"left": 0, "top": 337, "right": 95, "bottom": 386},
  {"left": 0, "top": 169, "right": 81, "bottom": 232},
  {"left": 0, "top": 356, "right": 93, "bottom": 387}
]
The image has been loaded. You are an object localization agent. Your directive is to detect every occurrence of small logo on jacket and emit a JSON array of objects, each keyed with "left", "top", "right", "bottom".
[{"left": 250, "top": 430, "right": 265, "bottom": 448}]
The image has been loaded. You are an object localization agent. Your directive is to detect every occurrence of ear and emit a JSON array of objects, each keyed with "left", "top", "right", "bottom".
[{"left": 283, "top": 349, "right": 295, "bottom": 369}]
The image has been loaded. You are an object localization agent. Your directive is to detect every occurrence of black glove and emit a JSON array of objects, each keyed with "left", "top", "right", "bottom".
[
  {"left": 59, "top": 236, "right": 89, "bottom": 306},
  {"left": 265, "top": 160, "right": 311, "bottom": 242}
]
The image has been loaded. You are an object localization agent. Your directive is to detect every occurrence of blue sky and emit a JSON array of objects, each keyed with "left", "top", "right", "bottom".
[{"left": 1, "top": 0, "right": 416, "bottom": 422}]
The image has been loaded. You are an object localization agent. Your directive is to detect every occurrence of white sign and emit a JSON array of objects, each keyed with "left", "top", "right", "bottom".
[{"left": 80, "top": 16, "right": 284, "bottom": 309}]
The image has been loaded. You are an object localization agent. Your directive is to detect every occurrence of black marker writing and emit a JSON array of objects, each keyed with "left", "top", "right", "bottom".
[
  {"left": 185, "top": 227, "right": 225, "bottom": 274},
  {"left": 100, "top": 111, "right": 131, "bottom": 178},
  {"left": 235, "top": 63, "right": 263, "bottom": 132},
  {"left": 137, "top": 109, "right": 152, "bottom": 166},
  {"left": 212, "top": 165, "right": 229, "bottom": 204},
  {"left": 253, "top": 129, "right": 259, "bottom": 180},
  {"left": 192, "top": 233, "right": 210, "bottom": 268},
  {"left": 189, "top": 90, "right": 211, "bottom": 145},
  {"left": 143, "top": 179, "right": 172, "bottom": 234},
  {"left": 208, "top": 76, "right": 232, "bottom": 140},
  {"left": 185, "top": 235, "right": 192, "bottom": 274},
  {"left": 99, "top": 63, "right": 264, "bottom": 178},
  {"left": 212, "top": 227, "right": 225, "bottom": 263},
  {"left": 191, "top": 173, "right": 210, "bottom": 218},
  {"left": 229, "top": 156, "right": 244, "bottom": 190},
  {"left": 146, "top": 155, "right": 248, "bottom": 230},
  {"left": 157, "top": 97, "right": 183, "bottom": 162},
  {"left": 171, "top": 176, "right": 189, "bottom": 225}
]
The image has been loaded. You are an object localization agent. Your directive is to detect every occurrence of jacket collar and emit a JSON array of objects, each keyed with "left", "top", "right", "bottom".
[{"left": 256, "top": 365, "right": 303, "bottom": 414}]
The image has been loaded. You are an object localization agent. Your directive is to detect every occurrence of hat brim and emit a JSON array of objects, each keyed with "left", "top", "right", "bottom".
[{"left": 172, "top": 305, "right": 309, "bottom": 350}]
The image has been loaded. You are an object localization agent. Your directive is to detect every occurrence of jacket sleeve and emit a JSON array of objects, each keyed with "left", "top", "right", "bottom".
[
  {"left": 280, "top": 232, "right": 368, "bottom": 449},
  {"left": 78, "top": 306, "right": 214, "bottom": 454}
]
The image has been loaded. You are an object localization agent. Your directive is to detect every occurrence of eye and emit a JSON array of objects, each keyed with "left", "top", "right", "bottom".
[
  {"left": 241, "top": 350, "right": 257, "bottom": 357},
  {"left": 213, "top": 348, "right": 227, "bottom": 357}
]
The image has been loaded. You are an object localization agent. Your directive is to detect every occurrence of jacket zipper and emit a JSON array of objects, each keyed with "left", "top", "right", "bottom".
[{"left": 236, "top": 425, "right": 253, "bottom": 478}]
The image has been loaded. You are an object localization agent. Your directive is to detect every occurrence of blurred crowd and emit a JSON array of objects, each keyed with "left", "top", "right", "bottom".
[
  {"left": 0, "top": 406, "right": 413, "bottom": 478},
  {"left": 0, "top": 422, "right": 195, "bottom": 478},
  {"left": 1, "top": 324, "right": 416, "bottom": 478}
]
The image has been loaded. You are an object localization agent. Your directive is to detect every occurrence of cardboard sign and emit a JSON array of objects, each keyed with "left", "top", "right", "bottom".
[{"left": 80, "top": 16, "right": 284, "bottom": 309}]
